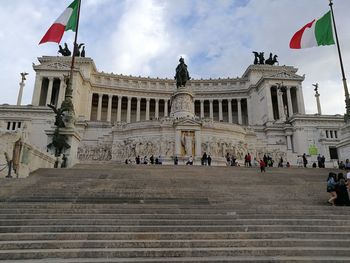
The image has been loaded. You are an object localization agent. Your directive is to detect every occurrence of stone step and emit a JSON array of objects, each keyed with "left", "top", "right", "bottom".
[
  {"left": 4, "top": 256, "right": 350, "bottom": 263},
  {"left": 0, "top": 218, "right": 349, "bottom": 226},
  {"left": 1, "top": 247, "right": 350, "bottom": 260},
  {"left": 1, "top": 231, "right": 349, "bottom": 241},
  {"left": 0, "top": 214, "right": 349, "bottom": 220},
  {"left": 0, "top": 207, "right": 348, "bottom": 215},
  {"left": 4, "top": 256, "right": 350, "bottom": 262},
  {"left": 0, "top": 213, "right": 240, "bottom": 220},
  {"left": 1, "top": 224, "right": 349, "bottom": 233},
  {"left": 0, "top": 239, "right": 350, "bottom": 250}
]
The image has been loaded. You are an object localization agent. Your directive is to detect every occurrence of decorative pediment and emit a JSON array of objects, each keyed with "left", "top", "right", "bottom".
[{"left": 266, "top": 71, "right": 304, "bottom": 81}]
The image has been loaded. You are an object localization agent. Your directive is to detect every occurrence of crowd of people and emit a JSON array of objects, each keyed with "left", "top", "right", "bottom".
[
  {"left": 125, "top": 155, "right": 164, "bottom": 165},
  {"left": 326, "top": 170, "right": 350, "bottom": 206},
  {"left": 338, "top": 158, "right": 350, "bottom": 170}
]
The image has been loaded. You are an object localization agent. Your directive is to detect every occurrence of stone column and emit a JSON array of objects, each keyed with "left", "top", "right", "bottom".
[
  {"left": 218, "top": 99, "right": 223, "bottom": 121},
  {"left": 87, "top": 92, "right": 93, "bottom": 120},
  {"left": 246, "top": 97, "right": 252, "bottom": 125},
  {"left": 97, "top": 93, "right": 103, "bottom": 121},
  {"left": 155, "top": 99, "right": 159, "bottom": 119},
  {"left": 57, "top": 77, "right": 65, "bottom": 108},
  {"left": 266, "top": 86, "right": 274, "bottom": 121},
  {"left": 237, "top": 98, "right": 242, "bottom": 125},
  {"left": 297, "top": 85, "right": 306, "bottom": 114},
  {"left": 286, "top": 135, "right": 293, "bottom": 150},
  {"left": 315, "top": 93, "right": 322, "bottom": 115},
  {"left": 195, "top": 130, "right": 201, "bottom": 157},
  {"left": 200, "top": 100, "right": 204, "bottom": 118},
  {"left": 32, "top": 75, "right": 43, "bottom": 106},
  {"left": 117, "top": 96, "right": 122, "bottom": 122},
  {"left": 46, "top": 77, "right": 54, "bottom": 105},
  {"left": 164, "top": 100, "right": 168, "bottom": 117},
  {"left": 175, "top": 130, "right": 182, "bottom": 157},
  {"left": 107, "top": 94, "right": 113, "bottom": 122},
  {"left": 126, "top": 96, "right": 132, "bottom": 123},
  {"left": 286, "top": 86, "right": 293, "bottom": 117},
  {"left": 209, "top": 100, "right": 214, "bottom": 120},
  {"left": 136, "top": 98, "right": 141, "bottom": 122},
  {"left": 17, "top": 82, "right": 25, "bottom": 106},
  {"left": 146, "top": 98, "right": 150, "bottom": 120},
  {"left": 277, "top": 89, "right": 286, "bottom": 121},
  {"left": 228, "top": 99, "right": 232, "bottom": 123}
]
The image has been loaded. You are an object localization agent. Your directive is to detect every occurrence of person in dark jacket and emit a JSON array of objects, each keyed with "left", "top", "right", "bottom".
[{"left": 335, "top": 173, "right": 350, "bottom": 206}]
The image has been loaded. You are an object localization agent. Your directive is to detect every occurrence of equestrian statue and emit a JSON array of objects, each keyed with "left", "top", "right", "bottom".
[{"left": 175, "top": 57, "right": 191, "bottom": 88}]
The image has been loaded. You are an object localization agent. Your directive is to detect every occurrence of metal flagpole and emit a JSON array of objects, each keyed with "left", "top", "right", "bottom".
[
  {"left": 329, "top": 0, "right": 350, "bottom": 122},
  {"left": 62, "top": 0, "right": 82, "bottom": 121}
]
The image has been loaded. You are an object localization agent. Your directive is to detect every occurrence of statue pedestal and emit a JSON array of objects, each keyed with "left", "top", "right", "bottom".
[
  {"left": 170, "top": 87, "right": 195, "bottom": 119},
  {"left": 337, "top": 122, "right": 350, "bottom": 161},
  {"left": 45, "top": 127, "right": 82, "bottom": 168}
]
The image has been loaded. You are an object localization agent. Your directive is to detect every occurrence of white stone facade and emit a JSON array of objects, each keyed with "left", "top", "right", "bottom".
[{"left": 0, "top": 56, "right": 347, "bottom": 167}]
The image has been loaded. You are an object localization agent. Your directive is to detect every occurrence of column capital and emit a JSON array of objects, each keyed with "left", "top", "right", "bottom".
[
  {"left": 155, "top": 98, "right": 159, "bottom": 102},
  {"left": 127, "top": 96, "right": 132, "bottom": 101},
  {"left": 146, "top": 98, "right": 150, "bottom": 102},
  {"left": 218, "top": 99, "right": 223, "bottom": 103},
  {"left": 108, "top": 94, "right": 113, "bottom": 99},
  {"left": 236, "top": 98, "right": 241, "bottom": 102},
  {"left": 209, "top": 99, "right": 213, "bottom": 103},
  {"left": 137, "top": 97, "right": 141, "bottom": 101},
  {"left": 227, "top": 98, "right": 232, "bottom": 102}
]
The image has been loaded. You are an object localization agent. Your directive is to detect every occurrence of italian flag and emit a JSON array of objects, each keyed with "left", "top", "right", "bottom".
[
  {"left": 39, "top": 0, "right": 79, "bottom": 45},
  {"left": 290, "top": 11, "right": 335, "bottom": 49}
]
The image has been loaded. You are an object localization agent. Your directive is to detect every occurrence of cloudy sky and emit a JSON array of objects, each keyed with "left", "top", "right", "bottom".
[{"left": 1, "top": 0, "right": 350, "bottom": 115}]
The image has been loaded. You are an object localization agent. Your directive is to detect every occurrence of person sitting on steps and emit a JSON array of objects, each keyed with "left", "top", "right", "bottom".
[
  {"left": 327, "top": 172, "right": 337, "bottom": 205},
  {"left": 186, "top": 156, "right": 193, "bottom": 165}
]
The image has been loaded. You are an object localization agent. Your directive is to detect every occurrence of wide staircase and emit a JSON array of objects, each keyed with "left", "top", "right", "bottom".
[{"left": 0, "top": 165, "right": 349, "bottom": 262}]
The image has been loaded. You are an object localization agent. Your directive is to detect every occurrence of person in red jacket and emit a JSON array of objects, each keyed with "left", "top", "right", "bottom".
[{"left": 259, "top": 159, "right": 266, "bottom": 172}]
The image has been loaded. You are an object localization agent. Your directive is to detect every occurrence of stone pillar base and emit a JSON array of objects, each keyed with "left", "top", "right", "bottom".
[
  {"left": 170, "top": 87, "right": 195, "bottom": 119},
  {"left": 45, "top": 127, "right": 82, "bottom": 168}
]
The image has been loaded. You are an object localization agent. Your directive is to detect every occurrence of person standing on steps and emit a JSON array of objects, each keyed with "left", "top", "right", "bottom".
[
  {"left": 207, "top": 155, "right": 212, "bottom": 166},
  {"left": 259, "top": 159, "right": 266, "bottom": 173},
  {"left": 302, "top": 153, "right": 308, "bottom": 168}
]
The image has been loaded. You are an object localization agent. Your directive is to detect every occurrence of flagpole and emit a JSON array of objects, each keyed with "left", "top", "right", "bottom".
[
  {"left": 70, "top": 0, "right": 82, "bottom": 80},
  {"left": 63, "top": 0, "right": 82, "bottom": 118},
  {"left": 329, "top": 0, "right": 350, "bottom": 121}
]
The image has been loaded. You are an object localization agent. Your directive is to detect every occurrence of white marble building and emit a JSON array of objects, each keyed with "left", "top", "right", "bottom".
[{"left": 0, "top": 56, "right": 347, "bottom": 166}]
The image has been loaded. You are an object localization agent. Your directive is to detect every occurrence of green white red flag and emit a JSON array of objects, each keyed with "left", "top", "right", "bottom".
[
  {"left": 39, "top": 0, "right": 79, "bottom": 45},
  {"left": 290, "top": 11, "right": 335, "bottom": 49}
]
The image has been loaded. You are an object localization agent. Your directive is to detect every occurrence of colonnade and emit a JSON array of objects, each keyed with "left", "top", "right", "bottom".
[
  {"left": 90, "top": 93, "right": 249, "bottom": 125},
  {"left": 32, "top": 77, "right": 66, "bottom": 107},
  {"left": 267, "top": 85, "right": 305, "bottom": 121},
  {"left": 194, "top": 98, "right": 245, "bottom": 125},
  {"left": 91, "top": 93, "right": 170, "bottom": 123}
]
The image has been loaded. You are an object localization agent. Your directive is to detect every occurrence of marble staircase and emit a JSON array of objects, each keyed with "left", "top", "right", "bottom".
[{"left": 0, "top": 165, "right": 349, "bottom": 262}]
